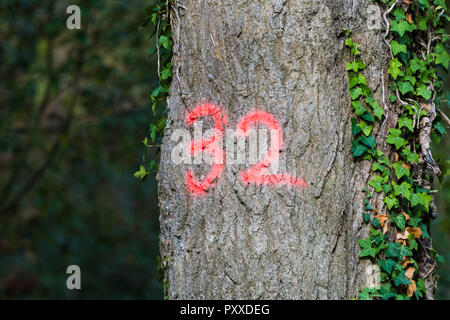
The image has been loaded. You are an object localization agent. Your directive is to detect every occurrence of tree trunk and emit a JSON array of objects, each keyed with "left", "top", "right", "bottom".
[{"left": 158, "top": 0, "right": 418, "bottom": 299}]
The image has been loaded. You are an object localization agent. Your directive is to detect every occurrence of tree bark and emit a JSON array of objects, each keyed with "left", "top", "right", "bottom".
[{"left": 158, "top": 0, "right": 406, "bottom": 299}]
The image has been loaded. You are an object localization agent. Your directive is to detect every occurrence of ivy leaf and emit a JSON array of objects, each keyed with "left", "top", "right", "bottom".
[
  {"left": 393, "top": 181, "right": 412, "bottom": 200},
  {"left": 416, "top": 84, "right": 431, "bottom": 100},
  {"left": 362, "top": 212, "right": 371, "bottom": 223},
  {"left": 410, "top": 239, "right": 418, "bottom": 251},
  {"left": 386, "top": 242, "right": 401, "bottom": 258},
  {"left": 391, "top": 213, "right": 406, "bottom": 230},
  {"left": 392, "top": 7, "right": 406, "bottom": 21},
  {"left": 348, "top": 73, "right": 359, "bottom": 89},
  {"left": 160, "top": 68, "right": 172, "bottom": 80},
  {"left": 352, "top": 101, "right": 367, "bottom": 116},
  {"left": 411, "top": 192, "right": 432, "bottom": 212},
  {"left": 351, "top": 118, "right": 362, "bottom": 136},
  {"left": 369, "top": 175, "right": 384, "bottom": 192},
  {"left": 133, "top": 165, "right": 148, "bottom": 180},
  {"left": 398, "top": 81, "right": 414, "bottom": 95},
  {"left": 398, "top": 116, "right": 414, "bottom": 132},
  {"left": 418, "top": 0, "right": 431, "bottom": 10},
  {"left": 358, "top": 121, "right": 372, "bottom": 136},
  {"left": 351, "top": 141, "right": 368, "bottom": 157},
  {"left": 391, "top": 40, "right": 407, "bottom": 56},
  {"left": 345, "top": 38, "right": 353, "bottom": 47},
  {"left": 365, "top": 95, "right": 385, "bottom": 120},
  {"left": 400, "top": 246, "right": 413, "bottom": 257},
  {"left": 391, "top": 20, "right": 416, "bottom": 37},
  {"left": 346, "top": 62, "right": 359, "bottom": 73},
  {"left": 416, "top": 14, "right": 428, "bottom": 31},
  {"left": 409, "top": 217, "right": 422, "bottom": 228},
  {"left": 358, "top": 135, "right": 375, "bottom": 150},
  {"left": 386, "top": 129, "right": 407, "bottom": 150},
  {"left": 357, "top": 58, "right": 366, "bottom": 70},
  {"left": 384, "top": 195, "right": 399, "bottom": 210},
  {"left": 379, "top": 259, "right": 397, "bottom": 274},
  {"left": 434, "top": 121, "right": 447, "bottom": 135},
  {"left": 358, "top": 238, "right": 372, "bottom": 249},
  {"left": 392, "top": 161, "right": 410, "bottom": 179},
  {"left": 379, "top": 283, "right": 397, "bottom": 300},
  {"left": 393, "top": 271, "right": 412, "bottom": 287},
  {"left": 409, "top": 56, "right": 425, "bottom": 74},
  {"left": 350, "top": 87, "right": 363, "bottom": 100},
  {"left": 360, "top": 247, "right": 377, "bottom": 258},
  {"left": 420, "top": 223, "right": 431, "bottom": 239},
  {"left": 434, "top": 0, "right": 447, "bottom": 10},
  {"left": 435, "top": 43, "right": 450, "bottom": 70},
  {"left": 404, "top": 75, "right": 417, "bottom": 86},
  {"left": 372, "top": 162, "right": 386, "bottom": 173},
  {"left": 358, "top": 73, "right": 367, "bottom": 86},
  {"left": 361, "top": 111, "right": 375, "bottom": 123},
  {"left": 402, "top": 148, "right": 419, "bottom": 163},
  {"left": 372, "top": 217, "right": 381, "bottom": 228},
  {"left": 388, "top": 58, "right": 404, "bottom": 80}
]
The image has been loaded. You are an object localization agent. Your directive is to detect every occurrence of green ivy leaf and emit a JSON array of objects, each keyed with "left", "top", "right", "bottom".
[
  {"left": 384, "top": 195, "right": 399, "bottom": 210},
  {"left": 369, "top": 175, "right": 384, "bottom": 192},
  {"left": 362, "top": 212, "right": 371, "bottom": 223},
  {"left": 351, "top": 118, "right": 362, "bottom": 136},
  {"left": 418, "top": 0, "right": 431, "bottom": 10},
  {"left": 402, "top": 147, "right": 419, "bottom": 163},
  {"left": 408, "top": 55, "right": 426, "bottom": 74},
  {"left": 346, "top": 62, "right": 359, "bottom": 73},
  {"left": 351, "top": 141, "right": 368, "bottom": 157},
  {"left": 398, "top": 116, "right": 414, "bottom": 132},
  {"left": 350, "top": 87, "right": 363, "bottom": 100},
  {"left": 379, "top": 259, "right": 397, "bottom": 274},
  {"left": 392, "top": 161, "right": 410, "bottom": 179},
  {"left": 352, "top": 101, "right": 367, "bottom": 116},
  {"left": 416, "top": 14, "right": 428, "bottom": 31},
  {"left": 435, "top": 43, "right": 450, "bottom": 70},
  {"left": 388, "top": 58, "right": 404, "bottom": 80},
  {"left": 358, "top": 121, "right": 372, "bottom": 136},
  {"left": 404, "top": 75, "right": 417, "bottom": 86},
  {"left": 393, "top": 181, "right": 412, "bottom": 200},
  {"left": 386, "top": 129, "right": 408, "bottom": 149},
  {"left": 410, "top": 239, "right": 418, "bottom": 251},
  {"left": 416, "top": 84, "right": 431, "bottom": 100},
  {"left": 391, "top": 213, "right": 406, "bottom": 230},
  {"left": 411, "top": 192, "right": 432, "bottom": 212},
  {"left": 360, "top": 247, "right": 377, "bottom": 258},
  {"left": 379, "top": 283, "right": 397, "bottom": 300},
  {"left": 386, "top": 242, "right": 401, "bottom": 258},
  {"left": 358, "top": 135, "right": 376, "bottom": 150},
  {"left": 393, "top": 271, "right": 412, "bottom": 287},
  {"left": 391, "top": 20, "right": 416, "bottom": 37},
  {"left": 160, "top": 68, "right": 172, "bottom": 80},
  {"left": 372, "top": 217, "right": 381, "bottom": 228},
  {"left": 398, "top": 81, "right": 414, "bottom": 95},
  {"left": 391, "top": 40, "right": 407, "bottom": 56}
]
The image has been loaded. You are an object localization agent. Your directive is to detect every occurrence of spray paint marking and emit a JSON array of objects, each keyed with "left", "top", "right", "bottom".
[
  {"left": 185, "top": 103, "right": 308, "bottom": 194},
  {"left": 186, "top": 103, "right": 226, "bottom": 195},
  {"left": 236, "top": 110, "right": 307, "bottom": 187}
]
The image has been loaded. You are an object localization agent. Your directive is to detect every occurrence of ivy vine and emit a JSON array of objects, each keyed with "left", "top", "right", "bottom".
[
  {"left": 135, "top": 0, "right": 173, "bottom": 182},
  {"left": 347, "top": 0, "right": 449, "bottom": 300}
]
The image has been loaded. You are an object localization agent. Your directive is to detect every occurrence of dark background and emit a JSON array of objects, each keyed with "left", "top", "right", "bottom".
[{"left": 0, "top": 0, "right": 448, "bottom": 299}]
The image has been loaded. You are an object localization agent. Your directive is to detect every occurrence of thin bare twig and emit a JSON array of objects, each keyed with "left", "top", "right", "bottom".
[{"left": 438, "top": 108, "right": 450, "bottom": 127}]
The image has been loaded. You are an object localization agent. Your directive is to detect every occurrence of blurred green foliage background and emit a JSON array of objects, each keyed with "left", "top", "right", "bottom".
[
  {"left": 0, "top": 0, "right": 162, "bottom": 298},
  {"left": 0, "top": 0, "right": 448, "bottom": 299}
]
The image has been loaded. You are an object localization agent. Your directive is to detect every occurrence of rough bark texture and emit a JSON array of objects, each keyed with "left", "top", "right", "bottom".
[{"left": 158, "top": 0, "right": 401, "bottom": 299}]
